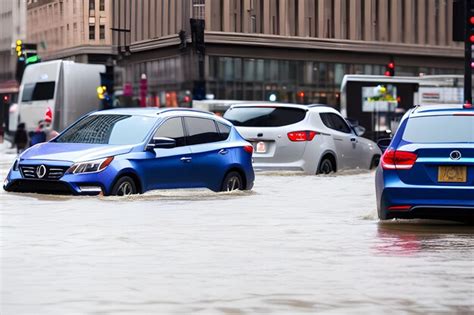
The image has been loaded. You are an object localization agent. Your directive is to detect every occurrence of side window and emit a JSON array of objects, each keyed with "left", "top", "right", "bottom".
[
  {"left": 329, "top": 114, "right": 352, "bottom": 133},
  {"left": 217, "top": 121, "right": 231, "bottom": 140},
  {"left": 320, "top": 113, "right": 351, "bottom": 134},
  {"left": 319, "top": 113, "right": 334, "bottom": 129},
  {"left": 184, "top": 117, "right": 221, "bottom": 145},
  {"left": 154, "top": 118, "right": 186, "bottom": 147}
]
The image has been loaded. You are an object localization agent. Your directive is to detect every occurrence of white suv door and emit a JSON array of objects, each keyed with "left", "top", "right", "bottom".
[{"left": 320, "top": 112, "right": 358, "bottom": 169}]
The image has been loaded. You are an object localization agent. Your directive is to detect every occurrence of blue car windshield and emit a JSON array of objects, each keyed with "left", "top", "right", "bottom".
[
  {"left": 55, "top": 114, "right": 157, "bottom": 144},
  {"left": 402, "top": 115, "right": 474, "bottom": 143}
]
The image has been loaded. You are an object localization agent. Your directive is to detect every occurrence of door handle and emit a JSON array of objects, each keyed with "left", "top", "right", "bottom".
[
  {"left": 180, "top": 157, "right": 192, "bottom": 163},
  {"left": 218, "top": 149, "right": 229, "bottom": 155},
  {"left": 350, "top": 137, "right": 358, "bottom": 143}
]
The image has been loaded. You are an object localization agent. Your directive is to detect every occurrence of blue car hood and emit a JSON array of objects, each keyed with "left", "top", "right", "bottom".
[{"left": 21, "top": 142, "right": 135, "bottom": 163}]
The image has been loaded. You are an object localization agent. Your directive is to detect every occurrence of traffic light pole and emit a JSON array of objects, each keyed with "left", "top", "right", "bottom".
[{"left": 465, "top": 0, "right": 473, "bottom": 105}]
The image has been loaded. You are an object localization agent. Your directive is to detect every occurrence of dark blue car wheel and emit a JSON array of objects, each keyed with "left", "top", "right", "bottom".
[
  {"left": 221, "top": 171, "right": 244, "bottom": 192},
  {"left": 112, "top": 176, "right": 137, "bottom": 196}
]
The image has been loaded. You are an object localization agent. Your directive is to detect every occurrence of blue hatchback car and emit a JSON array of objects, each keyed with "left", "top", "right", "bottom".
[
  {"left": 4, "top": 108, "right": 255, "bottom": 196},
  {"left": 375, "top": 104, "right": 474, "bottom": 222}
]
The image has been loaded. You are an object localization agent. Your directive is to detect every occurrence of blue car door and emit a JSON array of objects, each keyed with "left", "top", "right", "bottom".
[
  {"left": 183, "top": 117, "right": 230, "bottom": 189},
  {"left": 141, "top": 117, "right": 193, "bottom": 190}
]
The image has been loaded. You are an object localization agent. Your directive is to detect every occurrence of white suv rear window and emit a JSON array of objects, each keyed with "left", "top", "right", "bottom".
[{"left": 224, "top": 107, "right": 306, "bottom": 127}]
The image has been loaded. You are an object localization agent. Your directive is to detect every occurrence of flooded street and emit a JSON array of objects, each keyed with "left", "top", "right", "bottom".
[{"left": 1, "top": 144, "right": 473, "bottom": 314}]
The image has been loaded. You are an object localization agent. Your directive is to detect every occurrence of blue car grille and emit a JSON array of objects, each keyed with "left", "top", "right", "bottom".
[{"left": 20, "top": 165, "right": 69, "bottom": 180}]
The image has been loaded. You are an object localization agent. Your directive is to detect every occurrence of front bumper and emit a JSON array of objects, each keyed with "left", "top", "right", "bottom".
[{"left": 3, "top": 164, "right": 117, "bottom": 195}]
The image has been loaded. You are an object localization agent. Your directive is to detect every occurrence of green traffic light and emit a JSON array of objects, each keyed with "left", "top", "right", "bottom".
[{"left": 25, "top": 55, "right": 40, "bottom": 64}]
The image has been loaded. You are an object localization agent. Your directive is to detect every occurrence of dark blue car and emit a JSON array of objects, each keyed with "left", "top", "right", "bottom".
[
  {"left": 4, "top": 108, "right": 255, "bottom": 196},
  {"left": 375, "top": 104, "right": 474, "bottom": 223}
]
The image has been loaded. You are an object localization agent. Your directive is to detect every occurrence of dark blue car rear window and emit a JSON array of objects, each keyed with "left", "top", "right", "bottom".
[{"left": 402, "top": 115, "right": 474, "bottom": 143}]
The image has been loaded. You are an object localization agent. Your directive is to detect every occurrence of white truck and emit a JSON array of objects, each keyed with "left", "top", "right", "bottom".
[{"left": 12, "top": 60, "right": 105, "bottom": 132}]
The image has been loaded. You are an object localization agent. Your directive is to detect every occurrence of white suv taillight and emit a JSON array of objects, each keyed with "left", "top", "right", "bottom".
[{"left": 287, "top": 131, "right": 317, "bottom": 142}]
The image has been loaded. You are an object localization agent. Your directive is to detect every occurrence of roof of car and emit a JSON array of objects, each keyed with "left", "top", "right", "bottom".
[
  {"left": 228, "top": 102, "right": 339, "bottom": 112},
  {"left": 92, "top": 107, "right": 215, "bottom": 118},
  {"left": 409, "top": 104, "right": 473, "bottom": 117}
]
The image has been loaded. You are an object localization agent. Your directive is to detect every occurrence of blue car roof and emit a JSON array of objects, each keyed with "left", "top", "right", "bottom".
[{"left": 409, "top": 104, "right": 473, "bottom": 118}]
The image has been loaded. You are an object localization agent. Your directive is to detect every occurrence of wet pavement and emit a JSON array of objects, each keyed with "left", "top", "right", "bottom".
[{"left": 0, "top": 142, "right": 473, "bottom": 314}]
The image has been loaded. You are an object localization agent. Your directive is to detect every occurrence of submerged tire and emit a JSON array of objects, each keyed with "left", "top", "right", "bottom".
[
  {"left": 111, "top": 176, "right": 137, "bottom": 196},
  {"left": 317, "top": 157, "right": 335, "bottom": 175},
  {"left": 221, "top": 171, "right": 244, "bottom": 192}
]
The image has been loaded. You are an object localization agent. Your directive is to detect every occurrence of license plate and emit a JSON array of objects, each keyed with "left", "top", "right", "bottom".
[
  {"left": 438, "top": 166, "right": 467, "bottom": 183},
  {"left": 255, "top": 141, "right": 266, "bottom": 153}
]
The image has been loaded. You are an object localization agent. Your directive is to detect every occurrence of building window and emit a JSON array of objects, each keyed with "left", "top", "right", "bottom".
[
  {"left": 89, "top": 0, "right": 95, "bottom": 10},
  {"left": 89, "top": 24, "right": 95, "bottom": 40},
  {"left": 100, "top": 25, "right": 105, "bottom": 39},
  {"left": 100, "top": 0, "right": 105, "bottom": 11}
]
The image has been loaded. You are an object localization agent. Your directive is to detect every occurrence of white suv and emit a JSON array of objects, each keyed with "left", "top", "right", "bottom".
[{"left": 223, "top": 103, "right": 381, "bottom": 174}]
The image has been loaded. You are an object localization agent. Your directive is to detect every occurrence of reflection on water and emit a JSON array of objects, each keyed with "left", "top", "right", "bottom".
[
  {"left": 375, "top": 222, "right": 474, "bottom": 256},
  {"left": 1, "top": 147, "right": 473, "bottom": 314}
]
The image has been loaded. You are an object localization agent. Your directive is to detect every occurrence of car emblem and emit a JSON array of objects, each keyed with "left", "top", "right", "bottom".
[
  {"left": 36, "top": 165, "right": 47, "bottom": 178},
  {"left": 449, "top": 150, "right": 462, "bottom": 161}
]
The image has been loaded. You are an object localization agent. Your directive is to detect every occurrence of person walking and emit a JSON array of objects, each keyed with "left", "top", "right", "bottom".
[
  {"left": 43, "top": 107, "right": 59, "bottom": 141},
  {"left": 14, "top": 123, "right": 28, "bottom": 153}
]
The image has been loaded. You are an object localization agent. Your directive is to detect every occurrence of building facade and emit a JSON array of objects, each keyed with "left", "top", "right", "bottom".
[
  {"left": 113, "top": 0, "right": 464, "bottom": 107},
  {"left": 26, "top": 0, "right": 114, "bottom": 63},
  {"left": 0, "top": 0, "right": 27, "bottom": 132}
]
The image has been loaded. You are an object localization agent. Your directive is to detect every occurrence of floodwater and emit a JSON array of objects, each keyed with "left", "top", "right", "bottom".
[{"left": 0, "top": 143, "right": 473, "bottom": 315}]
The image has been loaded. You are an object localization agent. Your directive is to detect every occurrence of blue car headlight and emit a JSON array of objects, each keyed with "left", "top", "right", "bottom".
[
  {"left": 12, "top": 158, "right": 19, "bottom": 171},
  {"left": 66, "top": 156, "right": 114, "bottom": 174}
]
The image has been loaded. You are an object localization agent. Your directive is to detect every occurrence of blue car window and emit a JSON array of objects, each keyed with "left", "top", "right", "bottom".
[
  {"left": 184, "top": 117, "right": 221, "bottom": 145},
  {"left": 217, "top": 122, "right": 231, "bottom": 140},
  {"left": 403, "top": 115, "right": 474, "bottom": 143},
  {"left": 154, "top": 117, "right": 186, "bottom": 147},
  {"left": 55, "top": 114, "right": 157, "bottom": 144}
]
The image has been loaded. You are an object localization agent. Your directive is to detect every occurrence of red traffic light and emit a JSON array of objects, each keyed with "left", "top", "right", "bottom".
[
  {"left": 470, "top": 35, "right": 474, "bottom": 43},
  {"left": 388, "top": 62, "right": 395, "bottom": 69},
  {"left": 3, "top": 95, "right": 9, "bottom": 102},
  {"left": 183, "top": 95, "right": 191, "bottom": 103},
  {"left": 470, "top": 16, "right": 474, "bottom": 25},
  {"left": 298, "top": 91, "right": 305, "bottom": 98},
  {"left": 384, "top": 70, "right": 391, "bottom": 77}
]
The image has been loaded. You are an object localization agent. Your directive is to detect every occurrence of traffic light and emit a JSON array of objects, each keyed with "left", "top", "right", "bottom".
[
  {"left": 266, "top": 91, "right": 278, "bottom": 102},
  {"left": 15, "top": 40, "right": 23, "bottom": 57},
  {"left": 384, "top": 58, "right": 395, "bottom": 77},
  {"left": 99, "top": 64, "right": 114, "bottom": 109},
  {"left": 96, "top": 85, "right": 107, "bottom": 100},
  {"left": 297, "top": 90, "right": 305, "bottom": 103}
]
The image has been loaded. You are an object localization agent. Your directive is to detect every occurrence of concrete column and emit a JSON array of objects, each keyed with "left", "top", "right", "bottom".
[
  {"left": 143, "top": 0, "right": 149, "bottom": 40},
  {"left": 279, "top": 0, "right": 288, "bottom": 35},
  {"left": 163, "top": 0, "right": 169, "bottom": 35},
  {"left": 417, "top": 0, "right": 426, "bottom": 45},
  {"left": 297, "top": 0, "right": 305, "bottom": 36},
  {"left": 427, "top": 1, "right": 436, "bottom": 45},
  {"left": 447, "top": 0, "right": 453, "bottom": 43},
  {"left": 378, "top": 0, "right": 388, "bottom": 41},
  {"left": 317, "top": 0, "right": 324, "bottom": 37},
  {"left": 439, "top": 0, "right": 447, "bottom": 46},
  {"left": 403, "top": 0, "right": 414, "bottom": 44},
  {"left": 389, "top": 0, "right": 399, "bottom": 42},
  {"left": 223, "top": 0, "right": 231, "bottom": 32},
  {"left": 334, "top": 0, "right": 342, "bottom": 39},
  {"left": 149, "top": 0, "right": 156, "bottom": 38},
  {"left": 243, "top": 0, "right": 251, "bottom": 33},
  {"left": 169, "top": 0, "right": 176, "bottom": 34},
  {"left": 156, "top": 0, "right": 162, "bottom": 37},
  {"left": 176, "top": 0, "right": 183, "bottom": 32},
  {"left": 364, "top": 0, "right": 373, "bottom": 41},
  {"left": 263, "top": 0, "right": 270, "bottom": 34}
]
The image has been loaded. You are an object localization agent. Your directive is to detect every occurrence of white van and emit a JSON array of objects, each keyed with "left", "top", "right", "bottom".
[{"left": 16, "top": 60, "right": 105, "bottom": 132}]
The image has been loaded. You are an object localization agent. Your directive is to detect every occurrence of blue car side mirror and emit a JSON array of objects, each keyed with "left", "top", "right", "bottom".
[{"left": 147, "top": 137, "right": 176, "bottom": 150}]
